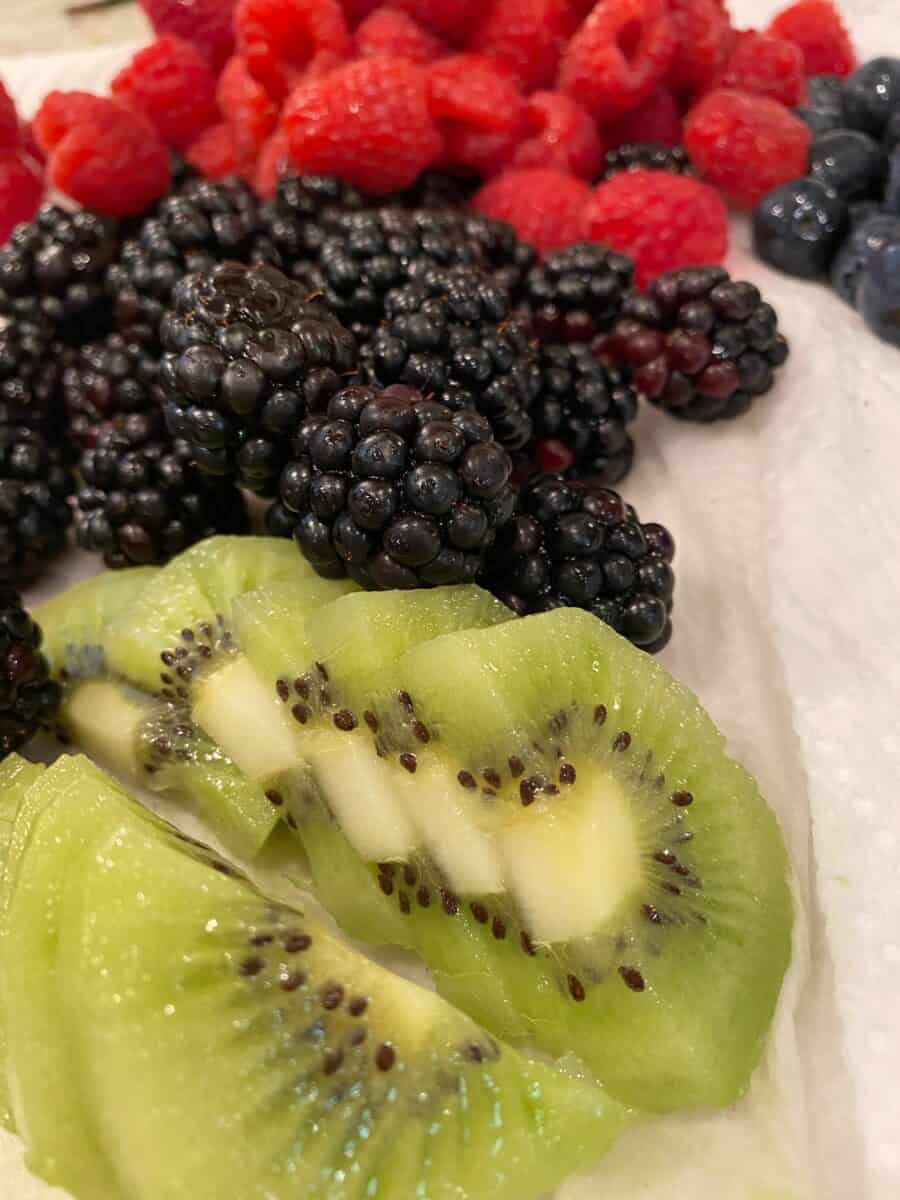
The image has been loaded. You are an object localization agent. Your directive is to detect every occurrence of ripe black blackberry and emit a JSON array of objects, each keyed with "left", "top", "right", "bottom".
[
  {"left": 399, "top": 170, "right": 479, "bottom": 210},
  {"left": 517, "top": 242, "right": 634, "bottom": 344},
  {"left": 599, "top": 267, "right": 790, "bottom": 422},
  {"left": 0, "top": 205, "right": 120, "bottom": 342},
  {"left": 0, "top": 588, "right": 61, "bottom": 759},
  {"left": 160, "top": 262, "right": 358, "bottom": 495},
  {"left": 259, "top": 173, "right": 370, "bottom": 266},
  {"left": 525, "top": 343, "right": 638, "bottom": 486},
  {"left": 267, "top": 383, "right": 515, "bottom": 590},
  {"left": 481, "top": 475, "right": 675, "bottom": 652},
  {"left": 0, "top": 426, "right": 74, "bottom": 587},
  {"left": 74, "top": 410, "right": 248, "bottom": 569},
  {"left": 364, "top": 266, "right": 539, "bottom": 452},
  {"left": 107, "top": 177, "right": 275, "bottom": 341},
  {"left": 0, "top": 302, "right": 65, "bottom": 439},
  {"left": 62, "top": 333, "right": 163, "bottom": 450},
  {"left": 601, "top": 142, "right": 695, "bottom": 180}
]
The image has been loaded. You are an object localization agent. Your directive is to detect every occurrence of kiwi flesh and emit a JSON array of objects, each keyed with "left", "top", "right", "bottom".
[{"left": 1, "top": 754, "right": 629, "bottom": 1200}]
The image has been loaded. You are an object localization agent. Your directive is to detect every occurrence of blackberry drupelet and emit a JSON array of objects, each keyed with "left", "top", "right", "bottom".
[
  {"left": 600, "top": 267, "right": 790, "bottom": 422},
  {"left": 160, "top": 262, "right": 358, "bottom": 495},
  {"left": 0, "top": 426, "right": 73, "bottom": 587},
  {"left": 62, "top": 333, "right": 163, "bottom": 450},
  {"left": 267, "top": 383, "right": 515, "bottom": 590},
  {"left": 74, "top": 409, "right": 248, "bottom": 569},
  {"left": 107, "top": 177, "right": 275, "bottom": 341},
  {"left": 481, "top": 474, "right": 675, "bottom": 651},
  {"left": 0, "top": 205, "right": 120, "bottom": 343},
  {"left": 525, "top": 343, "right": 638, "bottom": 486},
  {"left": 517, "top": 242, "right": 634, "bottom": 344},
  {"left": 601, "top": 143, "right": 695, "bottom": 180},
  {"left": 0, "top": 587, "right": 61, "bottom": 759},
  {"left": 259, "top": 173, "right": 370, "bottom": 266},
  {"left": 0, "top": 302, "right": 65, "bottom": 439},
  {"left": 364, "top": 266, "right": 539, "bottom": 452}
]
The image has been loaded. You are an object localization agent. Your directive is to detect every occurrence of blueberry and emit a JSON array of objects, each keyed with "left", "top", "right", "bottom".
[
  {"left": 842, "top": 58, "right": 900, "bottom": 137},
  {"left": 830, "top": 213, "right": 900, "bottom": 305},
  {"left": 753, "top": 178, "right": 849, "bottom": 278},
  {"left": 807, "top": 75, "right": 846, "bottom": 112},
  {"left": 885, "top": 147, "right": 900, "bottom": 214},
  {"left": 884, "top": 109, "right": 900, "bottom": 153},
  {"left": 858, "top": 240, "right": 900, "bottom": 346},
  {"left": 808, "top": 130, "right": 887, "bottom": 200}
]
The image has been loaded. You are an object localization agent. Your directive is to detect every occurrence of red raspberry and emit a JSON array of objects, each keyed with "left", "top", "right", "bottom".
[
  {"left": 711, "top": 30, "right": 807, "bottom": 108},
  {"left": 33, "top": 91, "right": 119, "bottom": 153},
  {"left": 511, "top": 91, "right": 604, "bottom": 179},
  {"left": 254, "top": 126, "right": 291, "bottom": 197},
  {"left": 583, "top": 170, "right": 727, "bottom": 287},
  {"left": 355, "top": 9, "right": 447, "bottom": 64},
  {"left": 559, "top": 0, "right": 676, "bottom": 121},
  {"left": 391, "top": 0, "right": 483, "bottom": 45},
  {"left": 283, "top": 57, "right": 441, "bottom": 193},
  {"left": 236, "top": 0, "right": 352, "bottom": 100},
  {"left": 667, "top": 0, "right": 733, "bottom": 92},
  {"left": 19, "top": 123, "right": 46, "bottom": 166},
  {"left": 111, "top": 36, "right": 219, "bottom": 151},
  {"left": 467, "top": 0, "right": 579, "bottom": 92},
  {"left": 472, "top": 168, "right": 590, "bottom": 254},
  {"left": 768, "top": 1, "right": 856, "bottom": 78},
  {"left": 428, "top": 55, "right": 525, "bottom": 135},
  {"left": 341, "top": 0, "right": 379, "bottom": 27},
  {"left": 438, "top": 122, "right": 521, "bottom": 177},
  {"left": 139, "top": 0, "right": 237, "bottom": 72},
  {"left": 217, "top": 55, "right": 280, "bottom": 172},
  {"left": 48, "top": 111, "right": 171, "bottom": 217},
  {"left": 184, "top": 122, "right": 241, "bottom": 180},
  {"left": 0, "top": 154, "right": 43, "bottom": 244},
  {"left": 604, "top": 86, "right": 682, "bottom": 148},
  {"left": 0, "top": 81, "right": 19, "bottom": 153},
  {"left": 684, "top": 88, "right": 811, "bottom": 208}
]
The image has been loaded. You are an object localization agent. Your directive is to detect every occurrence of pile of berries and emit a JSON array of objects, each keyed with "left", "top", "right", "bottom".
[{"left": 753, "top": 57, "right": 900, "bottom": 347}]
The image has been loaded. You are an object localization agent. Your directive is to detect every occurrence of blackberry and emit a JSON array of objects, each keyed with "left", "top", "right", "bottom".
[
  {"left": 0, "top": 302, "right": 65, "bottom": 439},
  {"left": 481, "top": 475, "right": 675, "bottom": 652},
  {"left": 364, "top": 266, "right": 539, "bottom": 452},
  {"left": 160, "top": 262, "right": 359, "bottom": 496},
  {"left": 267, "top": 383, "right": 515, "bottom": 590},
  {"left": 74, "top": 410, "right": 248, "bottom": 569},
  {"left": 600, "top": 267, "right": 790, "bottom": 422},
  {"left": 259, "top": 173, "right": 370, "bottom": 266},
  {"left": 601, "top": 142, "right": 695, "bottom": 180},
  {"left": 525, "top": 343, "right": 638, "bottom": 486},
  {"left": 517, "top": 242, "right": 634, "bottom": 344},
  {"left": 0, "top": 205, "right": 120, "bottom": 343},
  {"left": 62, "top": 333, "right": 163, "bottom": 450},
  {"left": 107, "top": 178, "right": 275, "bottom": 341},
  {"left": 0, "top": 588, "right": 61, "bottom": 759},
  {"left": 399, "top": 171, "right": 480, "bottom": 209},
  {"left": 0, "top": 426, "right": 74, "bottom": 587}
]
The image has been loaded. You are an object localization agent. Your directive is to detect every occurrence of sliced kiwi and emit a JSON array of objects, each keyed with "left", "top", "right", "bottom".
[{"left": 3, "top": 754, "right": 628, "bottom": 1200}]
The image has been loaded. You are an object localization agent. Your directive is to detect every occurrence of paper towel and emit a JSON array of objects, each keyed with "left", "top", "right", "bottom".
[{"left": 1, "top": 4, "right": 898, "bottom": 1196}]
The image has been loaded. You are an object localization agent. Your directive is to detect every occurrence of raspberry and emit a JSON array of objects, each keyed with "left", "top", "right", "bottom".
[
  {"left": 438, "top": 123, "right": 521, "bottom": 177},
  {"left": 48, "top": 110, "right": 171, "bottom": 218},
  {"left": 685, "top": 89, "right": 811, "bottom": 208},
  {"left": 428, "top": 55, "right": 526, "bottom": 135},
  {"left": 236, "top": 0, "right": 352, "bottom": 100},
  {"left": 341, "top": 0, "right": 379, "bottom": 27},
  {"left": 283, "top": 58, "right": 442, "bottom": 194},
  {"left": 33, "top": 91, "right": 120, "bottom": 153},
  {"left": 355, "top": 8, "right": 447, "bottom": 64},
  {"left": 0, "top": 155, "right": 43, "bottom": 245},
  {"left": 253, "top": 127, "right": 291, "bottom": 197},
  {"left": 18, "top": 124, "right": 45, "bottom": 167},
  {"left": 110, "top": 36, "right": 219, "bottom": 151},
  {"left": 217, "top": 55, "right": 279, "bottom": 172},
  {"left": 0, "top": 82, "right": 18, "bottom": 154},
  {"left": 472, "top": 168, "right": 590, "bottom": 254},
  {"left": 510, "top": 92, "right": 605, "bottom": 180},
  {"left": 391, "top": 0, "right": 483, "bottom": 44},
  {"left": 712, "top": 30, "right": 807, "bottom": 108},
  {"left": 604, "top": 86, "right": 682, "bottom": 148},
  {"left": 583, "top": 170, "right": 728, "bottom": 287},
  {"left": 768, "top": 1, "right": 856, "bottom": 79},
  {"left": 467, "top": 0, "right": 579, "bottom": 92},
  {"left": 184, "top": 122, "right": 240, "bottom": 180},
  {"left": 139, "top": 0, "right": 237, "bottom": 72},
  {"left": 667, "top": 0, "right": 733, "bottom": 92},
  {"left": 560, "top": 0, "right": 676, "bottom": 121}
]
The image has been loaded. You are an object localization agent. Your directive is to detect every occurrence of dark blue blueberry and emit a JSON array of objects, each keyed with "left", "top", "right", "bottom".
[
  {"left": 752, "top": 178, "right": 849, "bottom": 278},
  {"left": 830, "top": 214, "right": 900, "bottom": 305},
  {"left": 808, "top": 130, "right": 887, "bottom": 200},
  {"left": 885, "top": 146, "right": 900, "bottom": 214},
  {"left": 858, "top": 240, "right": 900, "bottom": 346},
  {"left": 884, "top": 109, "right": 900, "bottom": 154},
  {"left": 842, "top": 58, "right": 900, "bottom": 137},
  {"left": 807, "top": 75, "right": 846, "bottom": 112}
]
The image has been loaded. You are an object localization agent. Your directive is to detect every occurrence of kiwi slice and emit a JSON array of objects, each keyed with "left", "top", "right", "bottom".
[{"left": 2, "top": 755, "right": 629, "bottom": 1200}]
